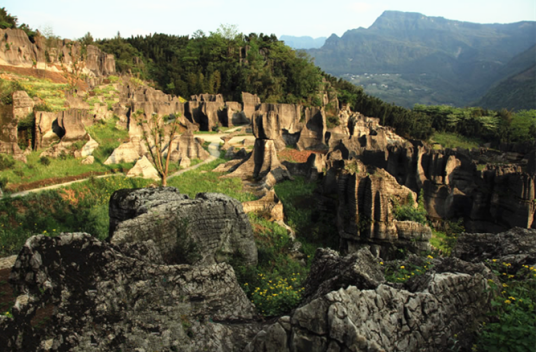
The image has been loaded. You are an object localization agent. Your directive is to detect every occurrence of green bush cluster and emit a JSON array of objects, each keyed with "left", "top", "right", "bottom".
[
  {"left": 0, "top": 155, "right": 15, "bottom": 171},
  {"left": 242, "top": 274, "right": 304, "bottom": 316},
  {"left": 233, "top": 214, "right": 311, "bottom": 317},
  {"left": 476, "top": 261, "right": 536, "bottom": 352},
  {"left": 393, "top": 191, "right": 427, "bottom": 225},
  {"left": 383, "top": 255, "right": 435, "bottom": 283}
]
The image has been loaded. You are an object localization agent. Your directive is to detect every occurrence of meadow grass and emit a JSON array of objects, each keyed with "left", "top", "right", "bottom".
[
  {"left": 0, "top": 157, "right": 253, "bottom": 256},
  {"left": 431, "top": 132, "right": 483, "bottom": 150}
]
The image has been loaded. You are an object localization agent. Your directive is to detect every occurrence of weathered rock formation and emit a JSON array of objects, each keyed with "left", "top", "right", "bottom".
[
  {"left": 322, "top": 112, "right": 536, "bottom": 233},
  {"left": 332, "top": 159, "right": 431, "bottom": 258},
  {"left": 241, "top": 92, "right": 260, "bottom": 121},
  {"left": 1, "top": 233, "right": 260, "bottom": 351},
  {"left": 244, "top": 247, "right": 494, "bottom": 352},
  {"left": 0, "top": 28, "right": 115, "bottom": 77},
  {"left": 452, "top": 227, "right": 536, "bottom": 265},
  {"left": 168, "top": 131, "right": 211, "bottom": 163},
  {"left": 127, "top": 156, "right": 160, "bottom": 180},
  {"left": 185, "top": 94, "right": 225, "bottom": 131},
  {"left": 39, "top": 109, "right": 96, "bottom": 158},
  {"left": 109, "top": 187, "right": 258, "bottom": 266},
  {"left": 104, "top": 139, "right": 146, "bottom": 165},
  {"left": 12, "top": 91, "right": 34, "bottom": 120},
  {"left": 0, "top": 99, "right": 26, "bottom": 162}
]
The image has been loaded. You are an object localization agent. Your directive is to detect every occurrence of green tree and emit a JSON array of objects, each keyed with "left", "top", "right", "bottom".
[
  {"left": 135, "top": 113, "right": 181, "bottom": 186},
  {"left": 0, "top": 7, "right": 18, "bottom": 29}
]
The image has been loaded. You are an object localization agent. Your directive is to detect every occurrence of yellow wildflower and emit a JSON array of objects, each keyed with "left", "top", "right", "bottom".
[{"left": 504, "top": 299, "right": 511, "bottom": 304}]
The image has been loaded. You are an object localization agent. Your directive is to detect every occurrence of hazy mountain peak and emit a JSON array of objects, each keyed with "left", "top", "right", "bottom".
[{"left": 279, "top": 35, "right": 327, "bottom": 49}]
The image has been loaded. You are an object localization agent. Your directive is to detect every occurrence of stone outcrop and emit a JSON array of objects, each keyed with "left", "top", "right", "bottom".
[
  {"left": 36, "top": 109, "right": 98, "bottom": 158},
  {"left": 222, "top": 139, "right": 291, "bottom": 182},
  {"left": 12, "top": 91, "right": 34, "bottom": 120},
  {"left": 244, "top": 249, "right": 494, "bottom": 352},
  {"left": 296, "top": 107, "right": 327, "bottom": 151},
  {"left": 0, "top": 28, "right": 115, "bottom": 77},
  {"left": 334, "top": 160, "right": 431, "bottom": 258},
  {"left": 0, "top": 102, "right": 26, "bottom": 162},
  {"left": 127, "top": 156, "right": 160, "bottom": 180},
  {"left": 185, "top": 94, "right": 225, "bottom": 131},
  {"left": 34, "top": 111, "right": 61, "bottom": 149},
  {"left": 242, "top": 189, "right": 284, "bottom": 221},
  {"left": 221, "top": 101, "right": 248, "bottom": 126},
  {"left": 323, "top": 111, "right": 536, "bottom": 233},
  {"left": 241, "top": 92, "right": 260, "bottom": 121},
  {"left": 301, "top": 248, "right": 385, "bottom": 305},
  {"left": 452, "top": 227, "right": 536, "bottom": 265},
  {"left": 56, "top": 109, "right": 92, "bottom": 142},
  {"left": 109, "top": 187, "right": 258, "bottom": 266},
  {"left": 104, "top": 140, "right": 145, "bottom": 165},
  {"left": 168, "top": 131, "right": 211, "bottom": 163},
  {"left": 1, "top": 233, "right": 260, "bottom": 351}
]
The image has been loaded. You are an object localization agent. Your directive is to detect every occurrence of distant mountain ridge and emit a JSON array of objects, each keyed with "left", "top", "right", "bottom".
[
  {"left": 308, "top": 11, "right": 536, "bottom": 108},
  {"left": 279, "top": 35, "right": 327, "bottom": 49},
  {"left": 476, "top": 45, "right": 536, "bottom": 111}
]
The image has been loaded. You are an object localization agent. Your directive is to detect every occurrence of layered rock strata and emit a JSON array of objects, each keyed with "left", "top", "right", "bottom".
[
  {"left": 333, "top": 159, "right": 431, "bottom": 258},
  {"left": 109, "top": 187, "right": 258, "bottom": 266}
]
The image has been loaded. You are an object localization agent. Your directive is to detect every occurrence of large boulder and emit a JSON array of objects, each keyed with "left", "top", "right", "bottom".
[
  {"left": 34, "top": 111, "right": 61, "bottom": 149},
  {"left": 104, "top": 140, "right": 145, "bottom": 165},
  {"left": 1, "top": 233, "right": 259, "bottom": 351},
  {"left": 452, "top": 227, "right": 536, "bottom": 265},
  {"left": 301, "top": 248, "right": 385, "bottom": 304},
  {"left": 109, "top": 187, "right": 258, "bottom": 266},
  {"left": 296, "top": 107, "right": 327, "bottom": 151}
]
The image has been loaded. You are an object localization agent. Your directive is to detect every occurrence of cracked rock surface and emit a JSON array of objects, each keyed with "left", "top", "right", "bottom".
[{"left": 1, "top": 233, "right": 260, "bottom": 352}]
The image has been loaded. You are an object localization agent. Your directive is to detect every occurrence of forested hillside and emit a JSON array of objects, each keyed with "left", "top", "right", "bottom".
[
  {"left": 96, "top": 28, "right": 323, "bottom": 104},
  {"left": 475, "top": 45, "right": 536, "bottom": 111}
]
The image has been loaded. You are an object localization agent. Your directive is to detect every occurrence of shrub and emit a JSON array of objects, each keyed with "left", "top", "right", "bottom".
[
  {"left": 393, "top": 190, "right": 427, "bottom": 225},
  {"left": 384, "top": 255, "right": 434, "bottom": 283},
  {"left": 242, "top": 274, "right": 304, "bottom": 316},
  {"left": 326, "top": 115, "right": 340, "bottom": 129},
  {"left": 0, "top": 154, "right": 15, "bottom": 171},
  {"left": 0, "top": 176, "right": 8, "bottom": 191},
  {"left": 39, "top": 156, "right": 51, "bottom": 166},
  {"left": 476, "top": 261, "right": 536, "bottom": 351}
]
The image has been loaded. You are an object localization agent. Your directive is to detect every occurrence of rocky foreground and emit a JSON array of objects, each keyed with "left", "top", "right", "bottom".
[{"left": 0, "top": 187, "right": 534, "bottom": 351}]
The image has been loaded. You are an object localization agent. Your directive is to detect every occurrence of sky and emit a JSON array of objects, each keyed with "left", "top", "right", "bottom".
[{"left": 3, "top": 0, "right": 536, "bottom": 40}]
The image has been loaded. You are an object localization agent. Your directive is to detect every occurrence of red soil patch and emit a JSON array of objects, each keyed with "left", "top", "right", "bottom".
[{"left": 278, "top": 149, "right": 326, "bottom": 163}]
